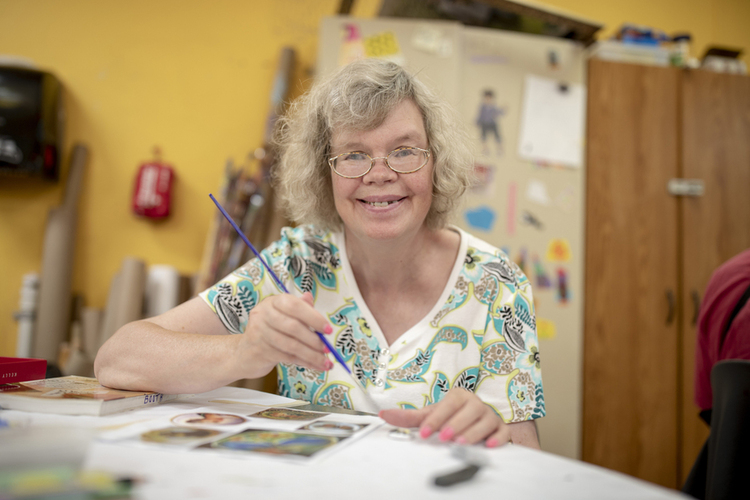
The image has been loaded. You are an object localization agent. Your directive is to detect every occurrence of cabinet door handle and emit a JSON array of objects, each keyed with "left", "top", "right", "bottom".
[
  {"left": 692, "top": 290, "right": 701, "bottom": 326},
  {"left": 666, "top": 289, "right": 675, "bottom": 325}
]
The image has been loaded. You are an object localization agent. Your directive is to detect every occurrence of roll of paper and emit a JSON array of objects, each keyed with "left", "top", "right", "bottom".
[
  {"left": 97, "top": 272, "right": 122, "bottom": 351},
  {"left": 80, "top": 307, "right": 102, "bottom": 360},
  {"left": 112, "top": 257, "right": 146, "bottom": 337},
  {"left": 15, "top": 273, "right": 39, "bottom": 358},
  {"left": 33, "top": 144, "right": 89, "bottom": 363},
  {"left": 144, "top": 265, "right": 180, "bottom": 318},
  {"left": 98, "top": 257, "right": 146, "bottom": 349},
  {"left": 62, "top": 321, "right": 93, "bottom": 377}
]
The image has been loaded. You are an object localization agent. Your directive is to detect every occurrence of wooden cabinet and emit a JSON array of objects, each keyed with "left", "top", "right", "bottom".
[{"left": 583, "top": 59, "right": 750, "bottom": 488}]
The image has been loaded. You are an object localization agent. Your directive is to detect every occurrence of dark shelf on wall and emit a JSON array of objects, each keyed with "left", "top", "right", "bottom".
[{"left": 379, "top": 0, "right": 602, "bottom": 46}]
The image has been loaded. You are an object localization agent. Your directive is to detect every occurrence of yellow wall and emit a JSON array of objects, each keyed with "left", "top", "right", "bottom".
[
  {"left": 0, "top": 0, "right": 747, "bottom": 358},
  {"left": 541, "top": 0, "right": 750, "bottom": 63},
  {"left": 0, "top": 0, "right": 380, "bottom": 356}
]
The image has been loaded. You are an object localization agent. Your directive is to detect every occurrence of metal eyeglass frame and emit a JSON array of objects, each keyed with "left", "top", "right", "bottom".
[{"left": 328, "top": 147, "right": 431, "bottom": 179}]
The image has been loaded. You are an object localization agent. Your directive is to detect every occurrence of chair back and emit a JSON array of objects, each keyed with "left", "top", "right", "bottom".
[{"left": 706, "top": 359, "right": 750, "bottom": 500}]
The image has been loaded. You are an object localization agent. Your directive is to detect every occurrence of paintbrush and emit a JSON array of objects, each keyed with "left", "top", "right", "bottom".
[{"left": 209, "top": 194, "right": 379, "bottom": 412}]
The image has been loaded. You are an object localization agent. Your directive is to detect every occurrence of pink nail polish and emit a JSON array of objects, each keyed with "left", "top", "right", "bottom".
[
  {"left": 456, "top": 436, "right": 467, "bottom": 445},
  {"left": 439, "top": 427, "right": 454, "bottom": 442},
  {"left": 324, "top": 324, "right": 333, "bottom": 334},
  {"left": 420, "top": 426, "right": 432, "bottom": 439},
  {"left": 486, "top": 438, "right": 500, "bottom": 448},
  {"left": 323, "top": 346, "right": 330, "bottom": 353},
  {"left": 324, "top": 360, "right": 333, "bottom": 370}
]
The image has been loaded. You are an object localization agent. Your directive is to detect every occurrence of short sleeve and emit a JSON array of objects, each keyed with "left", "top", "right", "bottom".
[
  {"left": 477, "top": 255, "right": 545, "bottom": 423},
  {"left": 198, "top": 229, "right": 296, "bottom": 334}
]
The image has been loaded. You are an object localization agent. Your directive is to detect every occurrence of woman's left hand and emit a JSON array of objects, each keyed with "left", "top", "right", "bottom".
[{"left": 378, "top": 388, "right": 510, "bottom": 448}]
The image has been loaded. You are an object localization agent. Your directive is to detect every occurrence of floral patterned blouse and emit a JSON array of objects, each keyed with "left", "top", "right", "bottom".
[{"left": 199, "top": 225, "right": 545, "bottom": 422}]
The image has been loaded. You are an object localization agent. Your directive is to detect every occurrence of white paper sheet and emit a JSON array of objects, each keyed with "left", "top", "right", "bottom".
[{"left": 518, "top": 75, "right": 586, "bottom": 168}]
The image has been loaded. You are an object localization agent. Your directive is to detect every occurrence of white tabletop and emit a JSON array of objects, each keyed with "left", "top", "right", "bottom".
[{"left": 1, "top": 386, "right": 689, "bottom": 500}]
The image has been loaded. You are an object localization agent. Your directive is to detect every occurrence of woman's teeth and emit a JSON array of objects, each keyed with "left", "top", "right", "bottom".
[{"left": 366, "top": 200, "right": 398, "bottom": 207}]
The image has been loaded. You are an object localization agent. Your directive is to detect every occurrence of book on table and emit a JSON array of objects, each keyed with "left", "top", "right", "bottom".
[
  {"left": 0, "top": 357, "right": 47, "bottom": 384},
  {"left": 0, "top": 375, "right": 184, "bottom": 416}
]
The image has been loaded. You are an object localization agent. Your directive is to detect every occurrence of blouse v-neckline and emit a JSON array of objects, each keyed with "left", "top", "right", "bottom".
[{"left": 332, "top": 226, "right": 468, "bottom": 349}]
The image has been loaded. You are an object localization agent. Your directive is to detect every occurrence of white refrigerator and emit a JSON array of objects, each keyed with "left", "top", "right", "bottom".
[{"left": 318, "top": 15, "right": 587, "bottom": 459}]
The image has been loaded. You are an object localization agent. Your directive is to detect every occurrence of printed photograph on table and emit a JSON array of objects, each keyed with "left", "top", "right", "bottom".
[
  {"left": 200, "top": 430, "right": 340, "bottom": 458},
  {"left": 299, "top": 420, "right": 368, "bottom": 437},
  {"left": 140, "top": 426, "right": 223, "bottom": 446},
  {"left": 249, "top": 408, "right": 328, "bottom": 421},
  {"left": 171, "top": 412, "right": 247, "bottom": 427}
]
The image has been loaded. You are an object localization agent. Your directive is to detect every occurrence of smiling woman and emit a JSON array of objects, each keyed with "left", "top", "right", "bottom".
[
  {"left": 272, "top": 58, "right": 474, "bottom": 231},
  {"left": 94, "top": 59, "right": 545, "bottom": 450}
]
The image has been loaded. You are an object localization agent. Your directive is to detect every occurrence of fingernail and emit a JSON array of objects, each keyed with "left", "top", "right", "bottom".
[
  {"left": 486, "top": 438, "right": 500, "bottom": 448},
  {"left": 324, "top": 360, "right": 333, "bottom": 370},
  {"left": 323, "top": 346, "right": 330, "bottom": 353},
  {"left": 324, "top": 324, "right": 333, "bottom": 334},
  {"left": 439, "top": 427, "right": 454, "bottom": 442},
  {"left": 456, "top": 436, "right": 467, "bottom": 445},
  {"left": 419, "top": 425, "right": 433, "bottom": 439}
]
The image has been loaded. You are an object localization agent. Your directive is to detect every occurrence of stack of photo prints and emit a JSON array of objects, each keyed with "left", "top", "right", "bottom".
[{"left": 101, "top": 403, "right": 381, "bottom": 462}]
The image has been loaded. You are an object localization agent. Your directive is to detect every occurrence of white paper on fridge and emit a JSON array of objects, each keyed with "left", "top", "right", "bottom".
[{"left": 517, "top": 75, "right": 586, "bottom": 168}]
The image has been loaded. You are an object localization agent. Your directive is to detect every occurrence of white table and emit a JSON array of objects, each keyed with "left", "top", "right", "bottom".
[{"left": 2, "top": 386, "right": 690, "bottom": 500}]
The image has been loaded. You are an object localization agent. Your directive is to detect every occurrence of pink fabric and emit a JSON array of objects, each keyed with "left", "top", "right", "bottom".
[{"left": 694, "top": 248, "right": 750, "bottom": 410}]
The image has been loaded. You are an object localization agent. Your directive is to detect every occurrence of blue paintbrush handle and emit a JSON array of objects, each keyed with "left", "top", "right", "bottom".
[{"left": 209, "top": 194, "right": 351, "bottom": 374}]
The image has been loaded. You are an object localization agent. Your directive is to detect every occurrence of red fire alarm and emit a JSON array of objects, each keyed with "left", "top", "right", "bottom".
[{"left": 132, "top": 147, "right": 174, "bottom": 219}]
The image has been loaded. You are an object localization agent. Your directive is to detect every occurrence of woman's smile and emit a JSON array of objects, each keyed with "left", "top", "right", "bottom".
[{"left": 358, "top": 195, "right": 407, "bottom": 209}]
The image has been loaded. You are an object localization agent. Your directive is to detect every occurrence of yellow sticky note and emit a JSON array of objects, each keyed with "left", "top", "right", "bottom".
[
  {"left": 546, "top": 238, "right": 571, "bottom": 262},
  {"left": 364, "top": 31, "right": 401, "bottom": 58},
  {"left": 537, "top": 318, "right": 556, "bottom": 340}
]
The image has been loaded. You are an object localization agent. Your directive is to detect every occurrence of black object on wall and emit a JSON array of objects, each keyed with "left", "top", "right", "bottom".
[{"left": 0, "top": 66, "right": 63, "bottom": 181}]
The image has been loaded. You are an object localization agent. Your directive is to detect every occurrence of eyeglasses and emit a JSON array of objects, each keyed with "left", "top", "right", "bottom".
[{"left": 328, "top": 147, "right": 431, "bottom": 179}]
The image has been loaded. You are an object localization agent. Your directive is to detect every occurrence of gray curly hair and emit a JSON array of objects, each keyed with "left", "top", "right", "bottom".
[{"left": 272, "top": 58, "right": 475, "bottom": 231}]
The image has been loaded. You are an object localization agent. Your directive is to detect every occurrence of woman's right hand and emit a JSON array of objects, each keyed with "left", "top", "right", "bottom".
[{"left": 236, "top": 291, "right": 334, "bottom": 379}]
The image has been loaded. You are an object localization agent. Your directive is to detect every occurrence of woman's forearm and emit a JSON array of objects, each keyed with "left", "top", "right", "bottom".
[
  {"left": 508, "top": 420, "right": 541, "bottom": 449},
  {"left": 94, "top": 319, "right": 247, "bottom": 394}
]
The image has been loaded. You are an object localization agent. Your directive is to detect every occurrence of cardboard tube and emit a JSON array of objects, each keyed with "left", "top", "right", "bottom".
[
  {"left": 33, "top": 144, "right": 89, "bottom": 363},
  {"left": 63, "top": 321, "right": 93, "bottom": 376},
  {"left": 144, "top": 265, "right": 180, "bottom": 318},
  {"left": 115, "top": 258, "right": 147, "bottom": 326},
  {"left": 98, "top": 258, "right": 146, "bottom": 349},
  {"left": 15, "top": 273, "right": 39, "bottom": 358},
  {"left": 98, "top": 271, "right": 122, "bottom": 350},
  {"left": 81, "top": 307, "right": 102, "bottom": 360}
]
